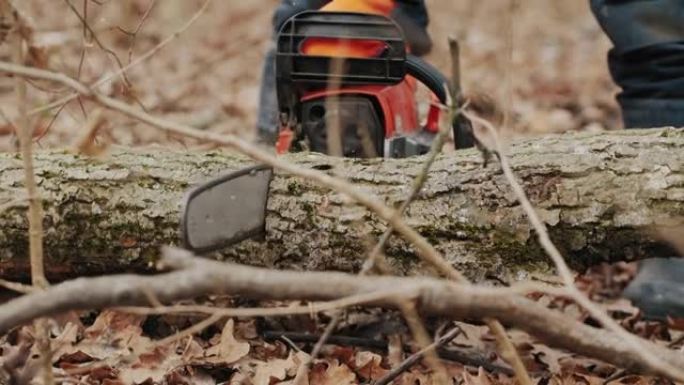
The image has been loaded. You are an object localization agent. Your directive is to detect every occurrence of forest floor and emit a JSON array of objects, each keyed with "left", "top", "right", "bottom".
[{"left": 2, "top": 2, "right": 676, "bottom": 385}]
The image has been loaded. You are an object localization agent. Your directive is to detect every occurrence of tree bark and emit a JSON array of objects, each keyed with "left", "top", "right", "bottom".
[{"left": 1, "top": 128, "right": 683, "bottom": 282}]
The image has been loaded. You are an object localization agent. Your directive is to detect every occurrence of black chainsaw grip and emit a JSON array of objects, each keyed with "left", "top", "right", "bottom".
[
  {"left": 405, "top": 54, "right": 449, "bottom": 105},
  {"left": 406, "top": 54, "right": 475, "bottom": 150}
]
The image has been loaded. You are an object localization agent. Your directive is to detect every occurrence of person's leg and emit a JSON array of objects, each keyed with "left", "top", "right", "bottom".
[
  {"left": 590, "top": 0, "right": 684, "bottom": 128},
  {"left": 393, "top": 0, "right": 432, "bottom": 56},
  {"left": 256, "top": 46, "right": 279, "bottom": 144},
  {"left": 256, "top": 1, "right": 329, "bottom": 143}
]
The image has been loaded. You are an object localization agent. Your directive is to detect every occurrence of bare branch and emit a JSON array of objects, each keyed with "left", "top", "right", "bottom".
[
  {"left": 119, "top": 289, "right": 413, "bottom": 318},
  {"left": 29, "top": 0, "right": 212, "bottom": 116},
  {"left": 13, "top": 15, "right": 46, "bottom": 290},
  {"left": 0, "top": 278, "right": 34, "bottom": 294},
  {"left": 11, "top": 14, "right": 53, "bottom": 385},
  {"left": 0, "top": 248, "right": 682, "bottom": 379}
]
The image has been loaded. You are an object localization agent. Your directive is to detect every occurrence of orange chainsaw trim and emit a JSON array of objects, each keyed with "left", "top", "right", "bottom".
[
  {"left": 301, "top": 0, "right": 394, "bottom": 58},
  {"left": 321, "top": 0, "right": 394, "bottom": 15},
  {"left": 300, "top": 38, "right": 386, "bottom": 58}
]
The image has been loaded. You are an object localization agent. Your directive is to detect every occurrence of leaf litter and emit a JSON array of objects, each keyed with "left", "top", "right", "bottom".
[
  {"left": 1, "top": 262, "right": 682, "bottom": 385},
  {"left": 0, "top": 1, "right": 679, "bottom": 384}
]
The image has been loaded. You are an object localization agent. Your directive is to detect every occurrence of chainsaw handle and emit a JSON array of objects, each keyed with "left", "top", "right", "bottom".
[
  {"left": 405, "top": 54, "right": 449, "bottom": 105},
  {"left": 406, "top": 54, "right": 476, "bottom": 150}
]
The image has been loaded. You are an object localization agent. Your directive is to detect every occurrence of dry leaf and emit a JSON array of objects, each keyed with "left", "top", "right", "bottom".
[
  {"left": 281, "top": 352, "right": 313, "bottom": 385},
  {"left": 309, "top": 360, "right": 356, "bottom": 385},
  {"left": 399, "top": 370, "right": 433, "bottom": 385},
  {"left": 52, "top": 322, "right": 81, "bottom": 363},
  {"left": 120, "top": 345, "right": 186, "bottom": 385},
  {"left": 72, "top": 109, "right": 110, "bottom": 157},
  {"left": 205, "top": 319, "right": 250, "bottom": 365},
  {"left": 353, "top": 351, "right": 387, "bottom": 381},
  {"left": 85, "top": 311, "right": 146, "bottom": 339},
  {"left": 462, "top": 367, "right": 493, "bottom": 385},
  {"left": 251, "top": 353, "right": 299, "bottom": 385}
]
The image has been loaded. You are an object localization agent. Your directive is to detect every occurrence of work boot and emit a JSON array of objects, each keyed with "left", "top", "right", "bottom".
[{"left": 623, "top": 258, "right": 684, "bottom": 320}]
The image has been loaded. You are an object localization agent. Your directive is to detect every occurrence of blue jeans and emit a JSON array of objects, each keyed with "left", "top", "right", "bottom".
[
  {"left": 256, "top": 0, "right": 431, "bottom": 142},
  {"left": 591, "top": 0, "right": 684, "bottom": 128}
]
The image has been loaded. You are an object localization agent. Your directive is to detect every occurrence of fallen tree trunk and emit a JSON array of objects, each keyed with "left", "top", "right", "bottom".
[{"left": 1, "top": 128, "right": 683, "bottom": 281}]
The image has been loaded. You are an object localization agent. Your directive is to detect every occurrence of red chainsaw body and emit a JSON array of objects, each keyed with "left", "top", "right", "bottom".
[
  {"left": 275, "top": 11, "right": 448, "bottom": 157},
  {"left": 301, "top": 80, "right": 421, "bottom": 138}
]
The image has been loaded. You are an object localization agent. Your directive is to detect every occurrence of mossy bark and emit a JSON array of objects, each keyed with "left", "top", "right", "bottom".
[{"left": 1, "top": 128, "right": 684, "bottom": 282}]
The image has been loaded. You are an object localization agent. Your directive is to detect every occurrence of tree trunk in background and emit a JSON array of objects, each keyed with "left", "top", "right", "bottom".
[{"left": 1, "top": 128, "right": 683, "bottom": 282}]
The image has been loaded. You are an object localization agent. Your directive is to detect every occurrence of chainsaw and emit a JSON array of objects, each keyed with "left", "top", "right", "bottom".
[
  {"left": 273, "top": 10, "right": 474, "bottom": 158},
  {"left": 180, "top": 9, "right": 472, "bottom": 252}
]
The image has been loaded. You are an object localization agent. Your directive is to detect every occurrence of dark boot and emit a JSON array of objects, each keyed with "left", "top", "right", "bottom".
[{"left": 623, "top": 258, "right": 684, "bottom": 320}]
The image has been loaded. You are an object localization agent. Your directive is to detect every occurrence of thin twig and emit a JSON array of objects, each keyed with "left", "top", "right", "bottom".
[
  {"left": 0, "top": 279, "right": 35, "bottom": 294},
  {"left": 374, "top": 326, "right": 462, "bottom": 385},
  {"left": 125, "top": 0, "right": 158, "bottom": 64},
  {"left": 309, "top": 315, "right": 339, "bottom": 361},
  {"left": 398, "top": 300, "right": 450, "bottom": 385},
  {"left": 13, "top": 25, "right": 47, "bottom": 292},
  {"left": 362, "top": 89, "right": 453, "bottom": 275},
  {"left": 63, "top": 0, "right": 132, "bottom": 88},
  {"left": 484, "top": 318, "right": 532, "bottom": 385},
  {"left": 12, "top": 18, "right": 53, "bottom": 385},
  {"left": 118, "top": 289, "right": 413, "bottom": 318},
  {"left": 153, "top": 313, "right": 222, "bottom": 348},
  {"left": 29, "top": 0, "right": 212, "bottom": 116}
]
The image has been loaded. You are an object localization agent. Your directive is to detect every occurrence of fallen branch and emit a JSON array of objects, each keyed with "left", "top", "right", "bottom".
[{"left": 0, "top": 248, "right": 682, "bottom": 380}]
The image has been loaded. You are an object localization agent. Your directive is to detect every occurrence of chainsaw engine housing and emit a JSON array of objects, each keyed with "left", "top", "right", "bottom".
[
  {"left": 275, "top": 11, "right": 454, "bottom": 158},
  {"left": 301, "top": 96, "right": 384, "bottom": 157}
]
